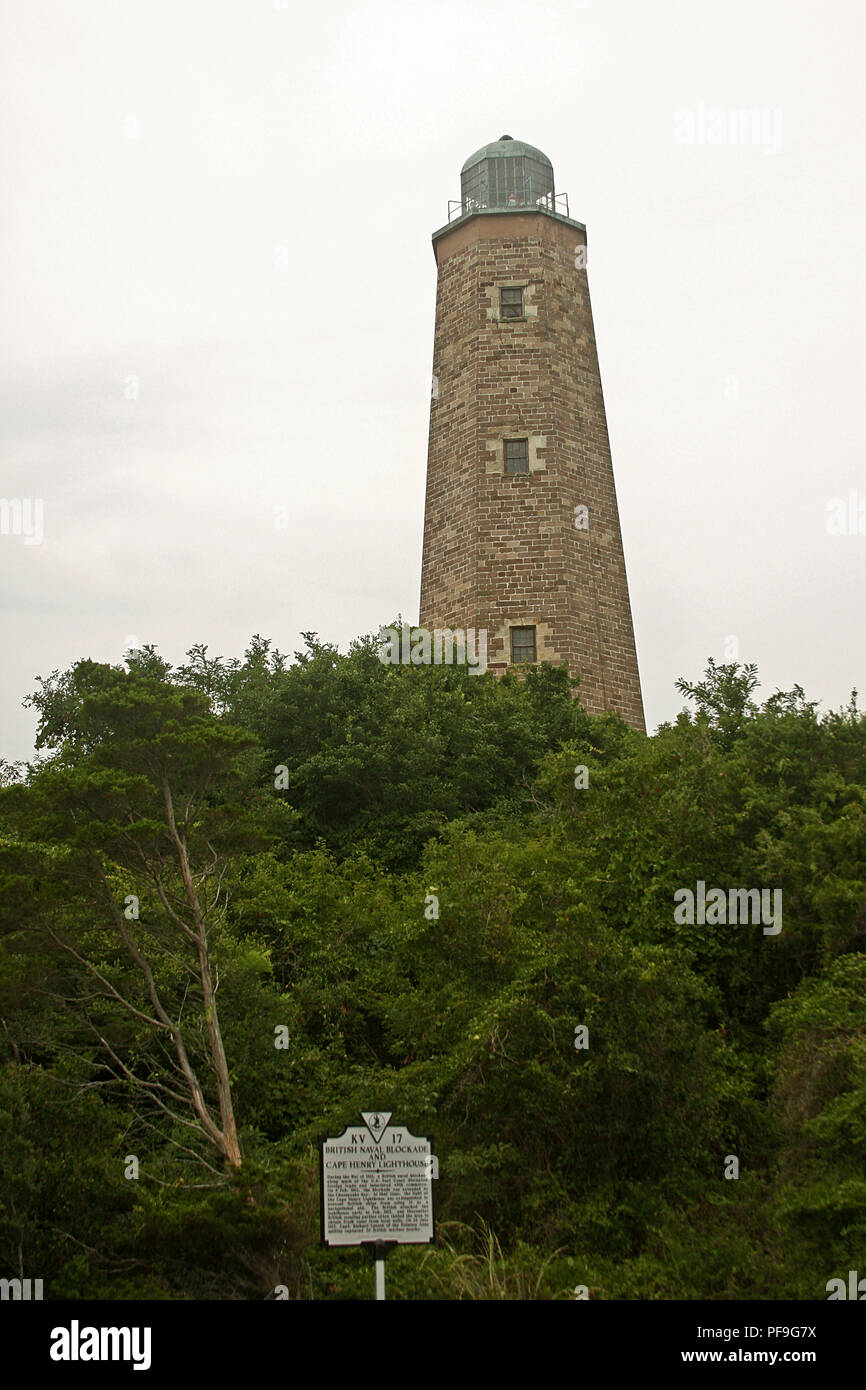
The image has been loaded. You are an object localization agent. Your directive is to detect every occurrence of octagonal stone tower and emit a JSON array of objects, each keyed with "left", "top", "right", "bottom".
[{"left": 419, "top": 136, "right": 645, "bottom": 730}]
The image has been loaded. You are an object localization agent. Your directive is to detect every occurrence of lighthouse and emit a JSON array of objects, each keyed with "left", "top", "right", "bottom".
[{"left": 419, "top": 136, "right": 645, "bottom": 731}]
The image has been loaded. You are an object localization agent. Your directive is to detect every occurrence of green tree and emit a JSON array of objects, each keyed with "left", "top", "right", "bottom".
[{"left": 1, "top": 657, "right": 263, "bottom": 1171}]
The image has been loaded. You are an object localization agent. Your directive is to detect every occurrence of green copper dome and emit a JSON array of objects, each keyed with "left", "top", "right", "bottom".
[
  {"left": 460, "top": 135, "right": 553, "bottom": 174},
  {"left": 460, "top": 134, "right": 555, "bottom": 211}
]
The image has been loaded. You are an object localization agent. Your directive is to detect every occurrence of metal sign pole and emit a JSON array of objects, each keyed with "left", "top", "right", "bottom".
[{"left": 375, "top": 1240, "right": 386, "bottom": 1301}]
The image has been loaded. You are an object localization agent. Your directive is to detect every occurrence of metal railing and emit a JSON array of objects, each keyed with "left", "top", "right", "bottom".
[{"left": 447, "top": 190, "right": 570, "bottom": 222}]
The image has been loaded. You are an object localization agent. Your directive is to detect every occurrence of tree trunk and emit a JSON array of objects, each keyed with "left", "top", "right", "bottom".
[{"left": 163, "top": 774, "right": 242, "bottom": 1169}]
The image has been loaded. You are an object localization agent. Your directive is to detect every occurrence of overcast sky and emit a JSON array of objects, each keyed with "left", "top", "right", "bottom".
[{"left": 1, "top": 0, "right": 864, "bottom": 761}]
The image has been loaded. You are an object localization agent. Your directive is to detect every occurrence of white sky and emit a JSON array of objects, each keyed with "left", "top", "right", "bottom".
[{"left": 2, "top": 0, "right": 865, "bottom": 760}]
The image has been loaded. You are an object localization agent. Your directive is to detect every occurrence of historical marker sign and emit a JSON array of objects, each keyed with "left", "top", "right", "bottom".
[{"left": 320, "top": 1112, "right": 435, "bottom": 1247}]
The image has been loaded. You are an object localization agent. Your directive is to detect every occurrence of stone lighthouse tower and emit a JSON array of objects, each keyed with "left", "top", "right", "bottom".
[{"left": 419, "top": 136, "right": 645, "bottom": 731}]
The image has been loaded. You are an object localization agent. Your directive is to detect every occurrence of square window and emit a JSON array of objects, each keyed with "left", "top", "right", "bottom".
[
  {"left": 510, "top": 626, "right": 537, "bottom": 664},
  {"left": 504, "top": 438, "right": 529, "bottom": 475},
  {"left": 500, "top": 286, "right": 523, "bottom": 319}
]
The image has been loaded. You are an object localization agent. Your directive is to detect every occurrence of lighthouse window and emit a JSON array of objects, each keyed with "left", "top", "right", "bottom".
[
  {"left": 510, "top": 626, "right": 537, "bottom": 664},
  {"left": 505, "top": 438, "right": 529, "bottom": 474},
  {"left": 500, "top": 286, "right": 524, "bottom": 319}
]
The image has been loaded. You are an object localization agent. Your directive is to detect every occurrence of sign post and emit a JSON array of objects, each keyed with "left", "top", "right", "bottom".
[
  {"left": 320, "top": 1112, "right": 436, "bottom": 1299},
  {"left": 374, "top": 1239, "right": 388, "bottom": 1301}
]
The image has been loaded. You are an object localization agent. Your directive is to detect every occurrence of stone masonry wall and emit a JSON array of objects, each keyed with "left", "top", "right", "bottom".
[{"left": 419, "top": 208, "right": 645, "bottom": 731}]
